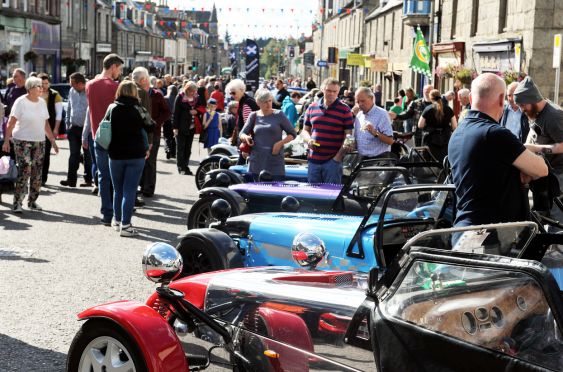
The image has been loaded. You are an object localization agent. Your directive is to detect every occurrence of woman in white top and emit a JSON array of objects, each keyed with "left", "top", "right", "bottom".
[{"left": 1, "top": 77, "right": 59, "bottom": 213}]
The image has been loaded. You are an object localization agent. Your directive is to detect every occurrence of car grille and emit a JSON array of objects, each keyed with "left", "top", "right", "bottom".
[{"left": 334, "top": 274, "right": 353, "bottom": 286}]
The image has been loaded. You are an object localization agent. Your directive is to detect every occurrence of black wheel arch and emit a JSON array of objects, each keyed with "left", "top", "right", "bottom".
[
  {"left": 177, "top": 228, "right": 244, "bottom": 270},
  {"left": 198, "top": 187, "right": 250, "bottom": 216},
  {"left": 202, "top": 169, "right": 244, "bottom": 188}
]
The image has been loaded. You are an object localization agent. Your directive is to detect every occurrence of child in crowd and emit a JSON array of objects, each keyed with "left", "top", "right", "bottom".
[
  {"left": 202, "top": 98, "right": 222, "bottom": 154},
  {"left": 389, "top": 98, "right": 404, "bottom": 132}
]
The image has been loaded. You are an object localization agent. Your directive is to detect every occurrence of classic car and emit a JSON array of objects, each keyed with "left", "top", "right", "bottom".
[
  {"left": 179, "top": 183, "right": 455, "bottom": 277},
  {"left": 187, "top": 160, "right": 446, "bottom": 230},
  {"left": 66, "top": 221, "right": 563, "bottom": 372}
]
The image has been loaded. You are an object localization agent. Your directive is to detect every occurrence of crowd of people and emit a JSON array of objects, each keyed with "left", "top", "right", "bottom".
[{"left": 2, "top": 52, "right": 563, "bottom": 235}]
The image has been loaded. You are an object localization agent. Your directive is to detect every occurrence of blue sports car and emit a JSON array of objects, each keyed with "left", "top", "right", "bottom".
[{"left": 175, "top": 184, "right": 456, "bottom": 277}]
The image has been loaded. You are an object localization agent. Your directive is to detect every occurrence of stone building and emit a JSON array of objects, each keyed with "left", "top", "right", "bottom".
[{"left": 0, "top": 0, "right": 63, "bottom": 82}]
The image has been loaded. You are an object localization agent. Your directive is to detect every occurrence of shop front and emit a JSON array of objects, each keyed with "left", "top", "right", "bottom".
[
  {"left": 135, "top": 51, "right": 151, "bottom": 68},
  {"left": 31, "top": 20, "right": 61, "bottom": 83},
  {"left": 95, "top": 43, "right": 113, "bottom": 75},
  {"left": 472, "top": 38, "right": 522, "bottom": 75},
  {"left": 0, "top": 15, "right": 32, "bottom": 83}
]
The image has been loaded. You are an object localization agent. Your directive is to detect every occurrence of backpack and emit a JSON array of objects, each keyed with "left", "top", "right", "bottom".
[{"left": 95, "top": 104, "right": 116, "bottom": 149}]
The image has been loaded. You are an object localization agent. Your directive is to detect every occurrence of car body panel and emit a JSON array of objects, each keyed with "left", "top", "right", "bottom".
[{"left": 78, "top": 300, "right": 188, "bottom": 372}]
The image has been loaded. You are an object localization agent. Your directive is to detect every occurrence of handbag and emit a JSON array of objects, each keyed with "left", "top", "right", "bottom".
[
  {"left": 239, "top": 113, "right": 257, "bottom": 154},
  {"left": 423, "top": 127, "right": 451, "bottom": 146},
  {"left": 0, "top": 157, "right": 17, "bottom": 183},
  {"left": 199, "top": 112, "right": 211, "bottom": 143},
  {"left": 95, "top": 104, "right": 116, "bottom": 149}
]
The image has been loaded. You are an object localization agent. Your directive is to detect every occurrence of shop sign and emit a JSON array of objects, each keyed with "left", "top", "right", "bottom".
[
  {"left": 177, "top": 58, "right": 185, "bottom": 63},
  {"left": 477, "top": 52, "right": 514, "bottom": 73},
  {"left": 436, "top": 51, "right": 460, "bottom": 68},
  {"left": 31, "top": 21, "right": 60, "bottom": 50},
  {"left": 327, "top": 47, "right": 338, "bottom": 64},
  {"left": 338, "top": 49, "right": 353, "bottom": 59},
  {"left": 97, "top": 43, "right": 112, "bottom": 53},
  {"left": 305, "top": 42, "right": 313, "bottom": 51},
  {"left": 317, "top": 60, "right": 328, "bottom": 67},
  {"left": 151, "top": 57, "right": 166, "bottom": 68},
  {"left": 347, "top": 53, "right": 364, "bottom": 66},
  {"left": 364, "top": 56, "right": 371, "bottom": 68},
  {"left": 62, "top": 47, "right": 75, "bottom": 59},
  {"left": 9, "top": 32, "right": 23, "bottom": 45},
  {"left": 136, "top": 55, "right": 149, "bottom": 62},
  {"left": 370, "top": 58, "right": 388, "bottom": 72}
]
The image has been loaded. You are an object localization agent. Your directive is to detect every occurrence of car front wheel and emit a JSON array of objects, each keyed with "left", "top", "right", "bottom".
[
  {"left": 187, "top": 196, "right": 238, "bottom": 230},
  {"left": 175, "top": 236, "right": 226, "bottom": 278},
  {"left": 66, "top": 319, "right": 147, "bottom": 372}
]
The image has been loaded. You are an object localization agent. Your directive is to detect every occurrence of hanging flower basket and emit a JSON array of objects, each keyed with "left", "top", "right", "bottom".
[
  {"left": 62, "top": 57, "right": 75, "bottom": 68},
  {"left": 24, "top": 50, "right": 39, "bottom": 64},
  {"left": 434, "top": 64, "right": 455, "bottom": 79},
  {"left": 75, "top": 58, "right": 87, "bottom": 67},
  {"left": 452, "top": 65, "right": 474, "bottom": 87},
  {"left": 497, "top": 70, "right": 527, "bottom": 85},
  {"left": 359, "top": 79, "right": 371, "bottom": 88},
  {"left": 0, "top": 50, "right": 19, "bottom": 64}
]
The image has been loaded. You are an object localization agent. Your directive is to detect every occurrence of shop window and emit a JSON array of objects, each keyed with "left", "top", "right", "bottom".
[
  {"left": 498, "top": 0, "right": 508, "bottom": 33},
  {"left": 450, "top": 0, "right": 458, "bottom": 38},
  {"left": 471, "top": 0, "right": 479, "bottom": 37}
]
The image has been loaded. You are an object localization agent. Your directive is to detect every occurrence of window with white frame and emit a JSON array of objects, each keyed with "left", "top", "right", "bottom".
[{"left": 2, "top": 0, "right": 9, "bottom": 8}]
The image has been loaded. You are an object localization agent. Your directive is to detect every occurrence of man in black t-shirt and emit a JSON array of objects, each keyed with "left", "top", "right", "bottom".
[
  {"left": 514, "top": 76, "right": 563, "bottom": 228},
  {"left": 449, "top": 73, "right": 547, "bottom": 227}
]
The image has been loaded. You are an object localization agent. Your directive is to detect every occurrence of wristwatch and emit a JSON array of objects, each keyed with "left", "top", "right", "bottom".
[{"left": 373, "top": 129, "right": 379, "bottom": 137}]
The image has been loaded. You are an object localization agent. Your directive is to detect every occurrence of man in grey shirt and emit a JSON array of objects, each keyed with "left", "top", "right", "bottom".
[
  {"left": 60, "top": 72, "right": 93, "bottom": 188},
  {"left": 514, "top": 76, "right": 563, "bottom": 229}
]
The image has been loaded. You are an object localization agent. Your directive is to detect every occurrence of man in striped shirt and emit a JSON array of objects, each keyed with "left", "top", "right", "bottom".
[{"left": 302, "top": 77, "right": 355, "bottom": 184}]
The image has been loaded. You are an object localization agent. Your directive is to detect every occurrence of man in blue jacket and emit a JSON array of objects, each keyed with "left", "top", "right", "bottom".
[{"left": 499, "top": 81, "right": 530, "bottom": 143}]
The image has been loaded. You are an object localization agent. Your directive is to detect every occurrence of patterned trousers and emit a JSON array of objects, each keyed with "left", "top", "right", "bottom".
[{"left": 13, "top": 139, "right": 45, "bottom": 206}]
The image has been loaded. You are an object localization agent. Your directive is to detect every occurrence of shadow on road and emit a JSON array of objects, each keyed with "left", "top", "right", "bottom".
[
  {"left": 0, "top": 209, "right": 102, "bottom": 230},
  {"left": 0, "top": 333, "right": 67, "bottom": 371}
]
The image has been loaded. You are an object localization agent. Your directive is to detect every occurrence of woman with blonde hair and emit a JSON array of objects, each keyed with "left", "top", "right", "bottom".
[
  {"left": 418, "top": 89, "right": 457, "bottom": 162},
  {"left": 107, "top": 80, "right": 155, "bottom": 236}
]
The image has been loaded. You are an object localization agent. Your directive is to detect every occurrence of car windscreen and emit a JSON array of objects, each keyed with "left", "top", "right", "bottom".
[
  {"left": 350, "top": 168, "right": 408, "bottom": 200},
  {"left": 369, "top": 189, "right": 453, "bottom": 222},
  {"left": 405, "top": 223, "right": 537, "bottom": 258}
]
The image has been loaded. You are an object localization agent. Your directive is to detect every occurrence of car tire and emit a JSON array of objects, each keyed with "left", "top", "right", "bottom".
[
  {"left": 195, "top": 158, "right": 224, "bottom": 190},
  {"left": 187, "top": 195, "right": 239, "bottom": 230},
  {"left": 175, "top": 236, "right": 226, "bottom": 278},
  {"left": 66, "top": 319, "right": 148, "bottom": 372}
]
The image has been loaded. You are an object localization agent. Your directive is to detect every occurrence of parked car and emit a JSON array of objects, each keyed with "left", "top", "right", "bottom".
[
  {"left": 188, "top": 160, "right": 447, "bottom": 230},
  {"left": 179, "top": 183, "right": 456, "bottom": 276},
  {"left": 66, "top": 220, "right": 563, "bottom": 372}
]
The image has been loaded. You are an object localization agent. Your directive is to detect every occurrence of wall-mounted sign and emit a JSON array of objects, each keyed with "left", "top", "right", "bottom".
[
  {"left": 97, "top": 43, "right": 112, "bottom": 53},
  {"left": 370, "top": 58, "right": 388, "bottom": 72},
  {"left": 328, "top": 47, "right": 338, "bottom": 64},
  {"left": 338, "top": 49, "right": 353, "bottom": 59},
  {"left": 317, "top": 60, "right": 328, "bottom": 67},
  {"left": 346, "top": 53, "right": 364, "bottom": 66},
  {"left": 303, "top": 52, "right": 315, "bottom": 66}
]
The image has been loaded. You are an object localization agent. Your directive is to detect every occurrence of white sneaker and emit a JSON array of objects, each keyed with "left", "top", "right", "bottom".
[
  {"left": 28, "top": 202, "right": 42, "bottom": 211},
  {"left": 111, "top": 218, "right": 121, "bottom": 231},
  {"left": 120, "top": 224, "right": 139, "bottom": 237},
  {"left": 13, "top": 204, "right": 23, "bottom": 213}
]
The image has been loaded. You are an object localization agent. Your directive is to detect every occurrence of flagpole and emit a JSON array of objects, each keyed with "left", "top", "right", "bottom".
[{"left": 428, "top": 0, "right": 435, "bottom": 84}]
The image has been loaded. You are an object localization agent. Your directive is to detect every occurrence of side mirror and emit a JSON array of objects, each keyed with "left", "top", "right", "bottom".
[
  {"left": 281, "top": 196, "right": 300, "bottom": 213},
  {"left": 211, "top": 199, "right": 232, "bottom": 227}
]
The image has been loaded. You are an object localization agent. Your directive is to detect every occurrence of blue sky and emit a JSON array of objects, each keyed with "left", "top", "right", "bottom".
[{"left": 166, "top": 0, "right": 319, "bottom": 43}]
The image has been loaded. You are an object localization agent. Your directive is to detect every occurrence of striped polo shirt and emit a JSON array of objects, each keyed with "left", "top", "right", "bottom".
[{"left": 304, "top": 97, "right": 354, "bottom": 164}]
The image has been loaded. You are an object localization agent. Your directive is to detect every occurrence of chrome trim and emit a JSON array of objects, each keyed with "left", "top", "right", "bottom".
[{"left": 517, "top": 296, "right": 527, "bottom": 311}]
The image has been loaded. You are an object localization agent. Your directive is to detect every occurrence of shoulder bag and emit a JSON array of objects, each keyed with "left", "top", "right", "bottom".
[
  {"left": 239, "top": 113, "right": 257, "bottom": 154},
  {"left": 95, "top": 104, "right": 116, "bottom": 149},
  {"left": 199, "top": 112, "right": 211, "bottom": 143}
]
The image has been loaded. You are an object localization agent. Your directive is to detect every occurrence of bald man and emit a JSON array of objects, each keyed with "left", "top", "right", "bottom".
[
  {"left": 448, "top": 73, "right": 547, "bottom": 227},
  {"left": 389, "top": 84, "right": 434, "bottom": 146}
]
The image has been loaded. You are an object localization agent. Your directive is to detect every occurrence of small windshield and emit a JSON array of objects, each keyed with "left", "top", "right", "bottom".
[
  {"left": 407, "top": 223, "right": 537, "bottom": 258},
  {"left": 400, "top": 164, "right": 444, "bottom": 184},
  {"left": 350, "top": 169, "right": 408, "bottom": 200},
  {"left": 369, "top": 189, "right": 453, "bottom": 222}
]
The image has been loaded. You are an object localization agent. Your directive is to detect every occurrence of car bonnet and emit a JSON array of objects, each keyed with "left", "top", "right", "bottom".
[{"left": 229, "top": 182, "right": 342, "bottom": 198}]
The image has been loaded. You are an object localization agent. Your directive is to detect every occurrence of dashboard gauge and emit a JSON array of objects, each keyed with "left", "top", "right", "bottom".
[
  {"left": 475, "top": 307, "right": 489, "bottom": 321},
  {"left": 462, "top": 312, "right": 477, "bottom": 335},
  {"left": 490, "top": 306, "right": 504, "bottom": 328},
  {"left": 517, "top": 296, "right": 527, "bottom": 311}
]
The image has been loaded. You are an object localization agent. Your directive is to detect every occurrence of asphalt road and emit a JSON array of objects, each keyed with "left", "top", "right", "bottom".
[{"left": 0, "top": 136, "right": 207, "bottom": 371}]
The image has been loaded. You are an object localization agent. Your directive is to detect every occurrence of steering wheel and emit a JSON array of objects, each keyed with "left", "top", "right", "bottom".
[{"left": 432, "top": 218, "right": 453, "bottom": 230}]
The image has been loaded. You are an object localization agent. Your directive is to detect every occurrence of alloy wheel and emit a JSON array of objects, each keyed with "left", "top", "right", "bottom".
[
  {"left": 193, "top": 201, "right": 217, "bottom": 228},
  {"left": 197, "top": 161, "right": 220, "bottom": 188},
  {"left": 78, "top": 336, "right": 136, "bottom": 372},
  {"left": 182, "top": 248, "right": 213, "bottom": 275}
]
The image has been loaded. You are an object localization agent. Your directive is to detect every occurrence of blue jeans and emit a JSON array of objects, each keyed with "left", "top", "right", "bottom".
[
  {"left": 88, "top": 135, "right": 97, "bottom": 185},
  {"left": 308, "top": 158, "right": 343, "bottom": 184},
  {"left": 252, "top": 173, "right": 285, "bottom": 182},
  {"left": 109, "top": 157, "right": 145, "bottom": 226},
  {"left": 404, "top": 119, "right": 414, "bottom": 133},
  {"left": 94, "top": 142, "right": 113, "bottom": 222}
]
